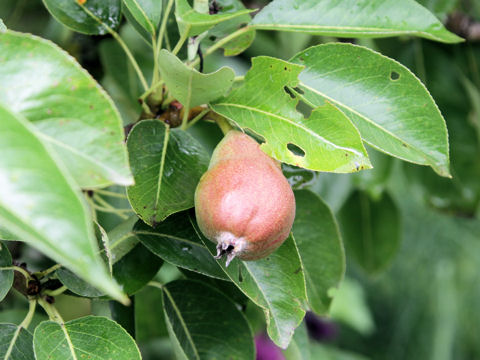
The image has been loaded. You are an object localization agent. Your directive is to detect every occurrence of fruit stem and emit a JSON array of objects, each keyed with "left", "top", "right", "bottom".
[{"left": 211, "top": 113, "right": 233, "bottom": 135}]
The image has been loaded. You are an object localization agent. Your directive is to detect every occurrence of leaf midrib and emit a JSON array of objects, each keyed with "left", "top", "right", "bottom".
[
  {"left": 163, "top": 287, "right": 201, "bottom": 360},
  {"left": 153, "top": 125, "right": 171, "bottom": 219},
  {"left": 126, "top": 0, "right": 155, "bottom": 34},
  {"left": 299, "top": 82, "right": 434, "bottom": 164},
  {"left": 36, "top": 131, "right": 130, "bottom": 184},
  {"left": 4, "top": 325, "right": 22, "bottom": 360},
  {"left": 213, "top": 102, "right": 364, "bottom": 156}
]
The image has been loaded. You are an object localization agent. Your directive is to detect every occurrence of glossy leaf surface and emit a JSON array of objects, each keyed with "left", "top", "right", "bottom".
[
  {"left": 127, "top": 120, "right": 209, "bottom": 225},
  {"left": 197, "top": 219, "right": 307, "bottom": 348},
  {"left": 161, "top": 280, "right": 254, "bottom": 360},
  {"left": 0, "top": 243, "right": 13, "bottom": 302},
  {"left": 291, "top": 44, "right": 450, "bottom": 176},
  {"left": 42, "top": 0, "right": 122, "bottom": 35},
  {"left": 158, "top": 50, "right": 235, "bottom": 108},
  {"left": 0, "top": 104, "right": 124, "bottom": 302},
  {"left": 251, "top": 0, "right": 462, "bottom": 43},
  {"left": 34, "top": 316, "right": 141, "bottom": 360},
  {"left": 211, "top": 57, "right": 371, "bottom": 173},
  {"left": 0, "top": 323, "right": 34, "bottom": 360},
  {"left": 0, "top": 31, "right": 133, "bottom": 188},
  {"left": 339, "top": 191, "right": 401, "bottom": 273},
  {"left": 134, "top": 213, "right": 228, "bottom": 280},
  {"left": 293, "top": 190, "right": 345, "bottom": 314}
]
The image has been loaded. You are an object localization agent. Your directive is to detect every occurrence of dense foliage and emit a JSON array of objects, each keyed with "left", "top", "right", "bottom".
[{"left": 0, "top": 0, "right": 479, "bottom": 359}]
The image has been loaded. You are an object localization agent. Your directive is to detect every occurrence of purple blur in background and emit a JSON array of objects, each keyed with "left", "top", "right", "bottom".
[
  {"left": 255, "top": 333, "right": 285, "bottom": 360},
  {"left": 305, "top": 312, "right": 338, "bottom": 342}
]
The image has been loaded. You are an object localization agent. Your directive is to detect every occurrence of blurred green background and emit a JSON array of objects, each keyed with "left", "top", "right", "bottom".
[{"left": 1, "top": 1, "right": 479, "bottom": 359}]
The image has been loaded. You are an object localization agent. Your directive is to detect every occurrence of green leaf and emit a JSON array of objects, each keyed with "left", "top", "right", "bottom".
[
  {"left": 0, "top": 323, "right": 34, "bottom": 360},
  {"left": 57, "top": 267, "right": 104, "bottom": 298},
  {"left": 111, "top": 242, "right": 163, "bottom": 294},
  {"left": 134, "top": 286, "right": 168, "bottom": 342},
  {"left": 42, "top": 0, "right": 122, "bottom": 35},
  {"left": 0, "top": 243, "right": 13, "bottom": 301},
  {"left": 351, "top": 148, "right": 393, "bottom": 200},
  {"left": 329, "top": 278, "right": 375, "bottom": 335},
  {"left": 123, "top": 0, "right": 161, "bottom": 35},
  {"left": 291, "top": 43, "right": 451, "bottom": 177},
  {"left": 223, "top": 28, "right": 255, "bottom": 56},
  {"left": 0, "top": 31, "right": 133, "bottom": 188},
  {"left": 0, "top": 103, "right": 125, "bottom": 302},
  {"left": 127, "top": 120, "right": 209, "bottom": 225},
  {"left": 58, "top": 242, "right": 162, "bottom": 296},
  {"left": 175, "top": 0, "right": 253, "bottom": 36},
  {"left": 292, "top": 190, "right": 345, "bottom": 314},
  {"left": 99, "top": 39, "right": 142, "bottom": 115},
  {"left": 160, "top": 280, "right": 255, "bottom": 360},
  {"left": 282, "top": 165, "right": 318, "bottom": 190},
  {"left": 283, "top": 322, "right": 310, "bottom": 360},
  {"left": 134, "top": 213, "right": 229, "bottom": 280},
  {"left": 339, "top": 191, "right": 401, "bottom": 273},
  {"left": 0, "top": 227, "right": 16, "bottom": 241},
  {"left": 107, "top": 215, "right": 140, "bottom": 264},
  {"left": 33, "top": 316, "right": 141, "bottom": 360},
  {"left": 198, "top": 223, "right": 307, "bottom": 348},
  {"left": 211, "top": 57, "right": 371, "bottom": 173},
  {"left": 0, "top": 310, "right": 48, "bottom": 330},
  {"left": 208, "top": 0, "right": 255, "bottom": 56},
  {"left": 250, "top": 0, "right": 463, "bottom": 43},
  {"left": 158, "top": 50, "right": 235, "bottom": 108},
  {"left": 56, "top": 216, "right": 141, "bottom": 298}
]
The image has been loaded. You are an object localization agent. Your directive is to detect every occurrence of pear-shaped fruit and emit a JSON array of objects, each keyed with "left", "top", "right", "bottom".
[{"left": 194, "top": 130, "right": 295, "bottom": 266}]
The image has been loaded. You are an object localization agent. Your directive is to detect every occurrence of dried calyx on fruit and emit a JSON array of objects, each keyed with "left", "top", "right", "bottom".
[{"left": 194, "top": 130, "right": 296, "bottom": 266}]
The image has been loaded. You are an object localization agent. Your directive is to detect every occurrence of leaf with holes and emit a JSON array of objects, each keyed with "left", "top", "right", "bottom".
[
  {"left": 160, "top": 280, "right": 255, "bottom": 360},
  {"left": 33, "top": 316, "right": 141, "bottom": 360},
  {"left": 0, "top": 243, "right": 13, "bottom": 302},
  {"left": 0, "top": 31, "right": 133, "bottom": 188},
  {"left": 211, "top": 57, "right": 371, "bottom": 173},
  {"left": 0, "top": 103, "right": 125, "bottom": 302},
  {"left": 175, "top": 0, "right": 253, "bottom": 36},
  {"left": 127, "top": 120, "right": 209, "bottom": 226},
  {"left": 123, "top": 0, "right": 162, "bottom": 35},
  {"left": 196, "top": 218, "right": 307, "bottom": 348},
  {"left": 250, "top": 0, "right": 462, "bottom": 43},
  {"left": 293, "top": 190, "right": 345, "bottom": 314},
  {"left": 290, "top": 43, "right": 451, "bottom": 177},
  {"left": 339, "top": 191, "right": 401, "bottom": 273},
  {"left": 134, "top": 212, "right": 229, "bottom": 280},
  {"left": 0, "top": 323, "right": 34, "bottom": 360},
  {"left": 42, "top": 0, "right": 122, "bottom": 35},
  {"left": 158, "top": 50, "right": 235, "bottom": 109}
]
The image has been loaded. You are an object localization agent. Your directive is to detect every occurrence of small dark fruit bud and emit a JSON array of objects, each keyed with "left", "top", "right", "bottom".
[{"left": 194, "top": 131, "right": 295, "bottom": 266}]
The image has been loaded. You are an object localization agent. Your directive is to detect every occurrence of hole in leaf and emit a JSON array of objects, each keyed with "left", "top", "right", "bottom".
[
  {"left": 293, "top": 87, "right": 304, "bottom": 95},
  {"left": 284, "top": 86, "right": 295, "bottom": 99},
  {"left": 209, "top": 36, "right": 216, "bottom": 41},
  {"left": 390, "top": 71, "right": 400, "bottom": 80},
  {"left": 287, "top": 143, "right": 306, "bottom": 157}
]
